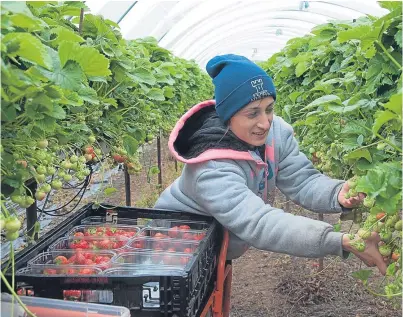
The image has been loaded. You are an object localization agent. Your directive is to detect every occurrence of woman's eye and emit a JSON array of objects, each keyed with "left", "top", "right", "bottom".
[
  {"left": 266, "top": 107, "right": 273, "bottom": 114},
  {"left": 247, "top": 112, "right": 258, "bottom": 118}
]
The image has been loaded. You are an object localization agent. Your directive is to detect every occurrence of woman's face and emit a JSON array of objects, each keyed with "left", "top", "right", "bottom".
[{"left": 229, "top": 96, "right": 274, "bottom": 146}]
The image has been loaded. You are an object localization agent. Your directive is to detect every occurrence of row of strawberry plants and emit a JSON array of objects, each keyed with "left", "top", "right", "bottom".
[
  {"left": 260, "top": 2, "right": 401, "bottom": 304},
  {"left": 1, "top": 2, "right": 213, "bottom": 213}
]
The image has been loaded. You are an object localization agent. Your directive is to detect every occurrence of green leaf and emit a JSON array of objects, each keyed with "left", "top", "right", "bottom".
[
  {"left": 163, "top": 86, "right": 174, "bottom": 98},
  {"left": 357, "top": 135, "right": 364, "bottom": 146},
  {"left": 45, "top": 105, "right": 66, "bottom": 119},
  {"left": 123, "top": 135, "right": 139, "bottom": 156},
  {"left": 383, "top": 92, "right": 402, "bottom": 115},
  {"left": 128, "top": 67, "right": 156, "bottom": 85},
  {"left": 44, "top": 59, "right": 83, "bottom": 91},
  {"left": 303, "top": 95, "right": 341, "bottom": 110},
  {"left": 344, "top": 148, "right": 372, "bottom": 162},
  {"left": 365, "top": 54, "right": 384, "bottom": 94},
  {"left": 295, "top": 61, "right": 309, "bottom": 77},
  {"left": 59, "top": 42, "right": 111, "bottom": 77},
  {"left": 146, "top": 88, "right": 165, "bottom": 101},
  {"left": 333, "top": 222, "right": 341, "bottom": 232},
  {"left": 1, "top": 2, "right": 34, "bottom": 15},
  {"left": 372, "top": 110, "right": 398, "bottom": 135},
  {"left": 2, "top": 33, "right": 51, "bottom": 69},
  {"left": 376, "top": 194, "right": 401, "bottom": 214},
  {"left": 394, "top": 29, "right": 402, "bottom": 48},
  {"left": 356, "top": 169, "right": 387, "bottom": 196},
  {"left": 1, "top": 103, "right": 18, "bottom": 121},
  {"left": 378, "top": 1, "right": 402, "bottom": 11},
  {"left": 289, "top": 91, "right": 303, "bottom": 104},
  {"left": 104, "top": 187, "right": 118, "bottom": 197},
  {"left": 49, "top": 26, "right": 85, "bottom": 47},
  {"left": 77, "top": 86, "right": 99, "bottom": 104},
  {"left": 352, "top": 269, "right": 372, "bottom": 284},
  {"left": 10, "top": 13, "right": 46, "bottom": 31}
]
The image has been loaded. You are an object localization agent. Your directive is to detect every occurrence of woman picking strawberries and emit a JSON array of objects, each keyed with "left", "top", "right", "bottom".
[{"left": 155, "top": 54, "right": 387, "bottom": 275}]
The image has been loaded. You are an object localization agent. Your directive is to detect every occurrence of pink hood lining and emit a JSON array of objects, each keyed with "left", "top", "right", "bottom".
[{"left": 168, "top": 100, "right": 267, "bottom": 166}]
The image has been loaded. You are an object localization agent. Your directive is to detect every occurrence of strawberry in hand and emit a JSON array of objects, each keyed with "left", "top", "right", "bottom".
[{"left": 338, "top": 180, "right": 366, "bottom": 209}]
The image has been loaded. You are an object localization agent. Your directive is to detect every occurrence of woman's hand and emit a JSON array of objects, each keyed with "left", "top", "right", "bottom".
[
  {"left": 342, "top": 232, "right": 388, "bottom": 275},
  {"left": 338, "top": 181, "right": 366, "bottom": 208}
]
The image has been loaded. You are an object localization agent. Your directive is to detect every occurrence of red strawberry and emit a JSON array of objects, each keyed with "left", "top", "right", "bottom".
[
  {"left": 54, "top": 256, "right": 68, "bottom": 265},
  {"left": 183, "top": 248, "right": 192, "bottom": 254},
  {"left": 167, "top": 247, "right": 176, "bottom": 253},
  {"left": 84, "top": 252, "right": 93, "bottom": 259},
  {"left": 66, "top": 269, "right": 76, "bottom": 274},
  {"left": 182, "top": 233, "right": 193, "bottom": 240},
  {"left": 168, "top": 226, "right": 179, "bottom": 238},
  {"left": 99, "top": 240, "right": 112, "bottom": 249},
  {"left": 68, "top": 255, "right": 77, "bottom": 264},
  {"left": 84, "top": 259, "right": 94, "bottom": 265},
  {"left": 179, "top": 225, "right": 191, "bottom": 230},
  {"left": 75, "top": 253, "right": 86, "bottom": 265},
  {"left": 74, "top": 232, "right": 84, "bottom": 237},
  {"left": 78, "top": 268, "right": 93, "bottom": 275},
  {"left": 44, "top": 268, "right": 57, "bottom": 275}
]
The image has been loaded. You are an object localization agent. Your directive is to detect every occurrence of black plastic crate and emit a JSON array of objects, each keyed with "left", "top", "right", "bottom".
[{"left": 2, "top": 203, "right": 221, "bottom": 317}]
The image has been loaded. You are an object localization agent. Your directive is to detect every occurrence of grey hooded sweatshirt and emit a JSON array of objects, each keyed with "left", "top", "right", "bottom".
[{"left": 155, "top": 100, "right": 349, "bottom": 260}]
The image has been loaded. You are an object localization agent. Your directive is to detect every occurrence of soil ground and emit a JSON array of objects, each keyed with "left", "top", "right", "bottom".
[{"left": 13, "top": 138, "right": 402, "bottom": 317}]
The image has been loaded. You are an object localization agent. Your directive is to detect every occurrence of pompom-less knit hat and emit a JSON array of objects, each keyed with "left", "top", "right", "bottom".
[{"left": 206, "top": 54, "right": 276, "bottom": 123}]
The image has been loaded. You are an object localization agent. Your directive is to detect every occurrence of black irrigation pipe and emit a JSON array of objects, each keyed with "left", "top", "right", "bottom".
[{"left": 39, "top": 168, "right": 93, "bottom": 216}]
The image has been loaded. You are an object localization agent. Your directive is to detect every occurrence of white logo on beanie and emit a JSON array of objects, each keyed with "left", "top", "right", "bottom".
[{"left": 251, "top": 78, "right": 270, "bottom": 101}]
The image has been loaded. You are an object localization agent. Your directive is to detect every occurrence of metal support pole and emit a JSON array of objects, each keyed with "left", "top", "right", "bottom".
[
  {"left": 124, "top": 165, "right": 131, "bottom": 206},
  {"left": 26, "top": 181, "right": 38, "bottom": 241},
  {"left": 157, "top": 131, "right": 162, "bottom": 187}
]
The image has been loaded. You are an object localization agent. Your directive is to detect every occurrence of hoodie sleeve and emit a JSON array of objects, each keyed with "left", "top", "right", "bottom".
[
  {"left": 275, "top": 118, "right": 348, "bottom": 213},
  {"left": 192, "top": 162, "right": 346, "bottom": 258}
]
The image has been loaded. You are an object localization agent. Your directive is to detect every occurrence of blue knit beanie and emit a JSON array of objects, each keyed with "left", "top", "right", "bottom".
[{"left": 206, "top": 54, "right": 276, "bottom": 123}]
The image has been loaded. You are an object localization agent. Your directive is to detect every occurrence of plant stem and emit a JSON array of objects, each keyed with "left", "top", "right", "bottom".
[
  {"left": 375, "top": 40, "right": 402, "bottom": 70},
  {"left": 0, "top": 272, "right": 36, "bottom": 317}
]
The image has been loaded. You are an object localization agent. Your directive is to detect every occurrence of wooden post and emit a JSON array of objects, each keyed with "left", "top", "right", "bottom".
[
  {"left": 124, "top": 165, "right": 131, "bottom": 206},
  {"left": 26, "top": 181, "right": 38, "bottom": 241},
  {"left": 157, "top": 131, "right": 162, "bottom": 187}
]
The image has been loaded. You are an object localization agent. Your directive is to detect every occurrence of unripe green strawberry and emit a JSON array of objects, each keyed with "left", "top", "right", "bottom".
[
  {"left": 395, "top": 220, "right": 402, "bottom": 232},
  {"left": 51, "top": 179, "right": 63, "bottom": 190},
  {"left": 365, "top": 214, "right": 377, "bottom": 225},
  {"left": 347, "top": 178, "right": 357, "bottom": 189},
  {"left": 351, "top": 240, "right": 366, "bottom": 252},
  {"left": 385, "top": 218, "right": 396, "bottom": 229},
  {"left": 36, "top": 165, "right": 47, "bottom": 175},
  {"left": 41, "top": 184, "right": 52, "bottom": 193},
  {"left": 47, "top": 166, "right": 56, "bottom": 175},
  {"left": 345, "top": 192, "right": 351, "bottom": 199},
  {"left": 373, "top": 222, "right": 384, "bottom": 233},
  {"left": 36, "top": 174, "right": 46, "bottom": 183},
  {"left": 363, "top": 197, "right": 375, "bottom": 208},
  {"left": 70, "top": 155, "right": 78, "bottom": 163},
  {"left": 379, "top": 245, "right": 391, "bottom": 257},
  {"left": 380, "top": 230, "right": 392, "bottom": 243},
  {"left": 349, "top": 188, "right": 358, "bottom": 197},
  {"left": 358, "top": 228, "right": 371, "bottom": 239}
]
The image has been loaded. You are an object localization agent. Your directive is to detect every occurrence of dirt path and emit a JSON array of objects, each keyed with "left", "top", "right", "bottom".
[{"left": 230, "top": 192, "right": 401, "bottom": 317}]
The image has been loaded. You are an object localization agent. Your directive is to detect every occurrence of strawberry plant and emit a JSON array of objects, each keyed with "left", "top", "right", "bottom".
[
  {"left": 261, "top": 1, "right": 402, "bottom": 305},
  {"left": 1, "top": 1, "right": 212, "bottom": 313}
]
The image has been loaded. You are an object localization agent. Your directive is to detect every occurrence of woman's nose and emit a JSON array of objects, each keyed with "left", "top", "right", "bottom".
[{"left": 257, "top": 114, "right": 271, "bottom": 130}]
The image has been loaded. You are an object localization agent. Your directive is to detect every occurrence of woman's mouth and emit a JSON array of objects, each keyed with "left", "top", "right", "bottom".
[{"left": 252, "top": 131, "right": 267, "bottom": 137}]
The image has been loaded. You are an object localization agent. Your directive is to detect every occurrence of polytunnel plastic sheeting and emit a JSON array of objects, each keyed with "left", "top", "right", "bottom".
[{"left": 85, "top": 0, "right": 389, "bottom": 68}]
